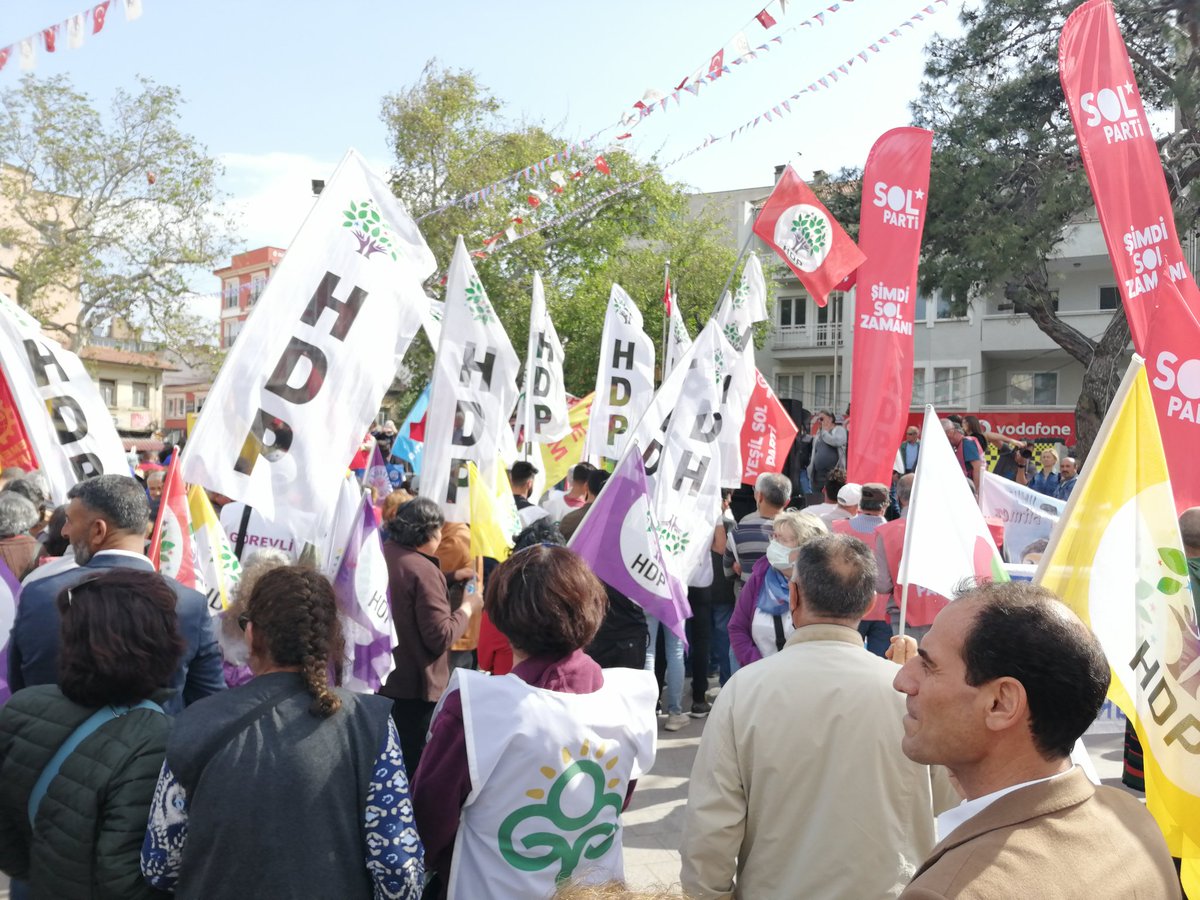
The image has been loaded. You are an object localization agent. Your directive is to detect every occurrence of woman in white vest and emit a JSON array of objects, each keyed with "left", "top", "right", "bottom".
[{"left": 411, "top": 544, "right": 658, "bottom": 900}]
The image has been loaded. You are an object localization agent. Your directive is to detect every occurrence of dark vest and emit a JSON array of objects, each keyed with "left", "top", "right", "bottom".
[{"left": 166, "top": 672, "right": 392, "bottom": 899}]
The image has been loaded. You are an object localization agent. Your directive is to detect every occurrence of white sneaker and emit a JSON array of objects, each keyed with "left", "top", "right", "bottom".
[
  {"left": 705, "top": 685, "right": 721, "bottom": 703},
  {"left": 664, "top": 713, "right": 690, "bottom": 732}
]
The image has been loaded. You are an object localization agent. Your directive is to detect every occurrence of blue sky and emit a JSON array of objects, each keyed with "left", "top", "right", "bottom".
[{"left": 1, "top": 0, "right": 962, "bottom": 269}]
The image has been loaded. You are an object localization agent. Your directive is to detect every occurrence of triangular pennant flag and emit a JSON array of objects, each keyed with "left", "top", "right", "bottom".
[
  {"left": 19, "top": 38, "right": 35, "bottom": 71},
  {"left": 124, "top": 0, "right": 143, "bottom": 20},
  {"left": 756, "top": 8, "right": 777, "bottom": 28},
  {"left": 0, "top": 47, "right": 9, "bottom": 71},
  {"left": 67, "top": 14, "right": 86, "bottom": 48},
  {"left": 898, "top": 407, "right": 1007, "bottom": 616},
  {"left": 42, "top": 26, "right": 58, "bottom": 53},
  {"left": 93, "top": 1, "right": 111, "bottom": 33},
  {"left": 815, "top": 11, "right": 826, "bottom": 24},
  {"left": 569, "top": 448, "right": 692, "bottom": 646},
  {"left": 332, "top": 494, "right": 394, "bottom": 692},
  {"left": 594, "top": 154, "right": 611, "bottom": 175}
]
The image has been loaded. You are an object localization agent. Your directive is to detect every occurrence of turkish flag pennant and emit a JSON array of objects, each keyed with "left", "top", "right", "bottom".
[
  {"left": 93, "top": 1, "right": 110, "bottom": 33},
  {"left": 593, "top": 155, "right": 610, "bottom": 176},
  {"left": 756, "top": 9, "right": 777, "bottom": 28},
  {"left": 0, "top": 47, "right": 9, "bottom": 71},
  {"left": 42, "top": 27, "right": 58, "bottom": 53},
  {"left": 527, "top": 194, "right": 541, "bottom": 208},
  {"left": 708, "top": 49, "right": 725, "bottom": 78},
  {"left": 847, "top": 127, "right": 933, "bottom": 487},
  {"left": 1060, "top": 0, "right": 1200, "bottom": 512},
  {"left": 752, "top": 164, "right": 865, "bottom": 306},
  {"left": 662, "top": 276, "right": 672, "bottom": 315},
  {"left": 740, "top": 370, "right": 799, "bottom": 484}
]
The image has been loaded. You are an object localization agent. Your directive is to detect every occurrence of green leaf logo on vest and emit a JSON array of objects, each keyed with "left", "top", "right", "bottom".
[
  {"left": 341, "top": 199, "right": 399, "bottom": 261},
  {"left": 498, "top": 742, "right": 625, "bottom": 883}
]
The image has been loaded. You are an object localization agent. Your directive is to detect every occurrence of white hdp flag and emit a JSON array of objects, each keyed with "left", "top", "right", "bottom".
[
  {"left": 422, "top": 237, "right": 521, "bottom": 523},
  {"left": 611, "top": 321, "right": 732, "bottom": 584},
  {"left": 517, "top": 272, "right": 570, "bottom": 448},
  {"left": 0, "top": 294, "right": 128, "bottom": 503},
  {"left": 182, "top": 149, "right": 434, "bottom": 540},
  {"left": 714, "top": 254, "right": 770, "bottom": 488},
  {"left": 583, "top": 284, "right": 655, "bottom": 464},
  {"left": 664, "top": 292, "right": 692, "bottom": 378},
  {"left": 898, "top": 406, "right": 1007, "bottom": 621}
]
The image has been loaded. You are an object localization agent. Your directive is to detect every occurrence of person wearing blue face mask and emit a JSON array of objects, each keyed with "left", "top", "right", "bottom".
[{"left": 729, "top": 510, "right": 829, "bottom": 666}]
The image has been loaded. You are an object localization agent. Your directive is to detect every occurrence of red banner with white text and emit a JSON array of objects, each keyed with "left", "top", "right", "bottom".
[
  {"left": 847, "top": 127, "right": 933, "bottom": 486},
  {"left": 1060, "top": 0, "right": 1200, "bottom": 510},
  {"left": 0, "top": 369, "right": 37, "bottom": 471},
  {"left": 740, "top": 369, "right": 799, "bottom": 484}
]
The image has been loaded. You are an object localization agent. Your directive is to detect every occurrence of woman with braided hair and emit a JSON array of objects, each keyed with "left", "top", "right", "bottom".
[{"left": 141, "top": 566, "right": 425, "bottom": 899}]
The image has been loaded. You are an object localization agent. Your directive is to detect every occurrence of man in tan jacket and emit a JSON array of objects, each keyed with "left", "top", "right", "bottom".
[{"left": 893, "top": 581, "right": 1180, "bottom": 898}]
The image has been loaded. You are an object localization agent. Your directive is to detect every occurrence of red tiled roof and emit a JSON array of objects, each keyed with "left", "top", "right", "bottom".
[{"left": 80, "top": 345, "right": 177, "bottom": 370}]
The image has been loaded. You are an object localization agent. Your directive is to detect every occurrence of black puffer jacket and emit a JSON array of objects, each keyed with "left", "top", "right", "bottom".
[{"left": 0, "top": 685, "right": 170, "bottom": 899}]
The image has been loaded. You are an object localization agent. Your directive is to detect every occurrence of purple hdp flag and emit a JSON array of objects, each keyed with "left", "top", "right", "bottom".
[
  {"left": 568, "top": 448, "right": 692, "bottom": 645},
  {"left": 0, "top": 558, "right": 19, "bottom": 704},
  {"left": 332, "top": 496, "right": 395, "bottom": 692}
]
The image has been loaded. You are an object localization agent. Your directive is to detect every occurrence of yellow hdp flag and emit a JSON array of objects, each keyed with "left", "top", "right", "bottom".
[
  {"left": 468, "top": 461, "right": 517, "bottom": 561},
  {"left": 540, "top": 393, "right": 594, "bottom": 488},
  {"left": 186, "top": 485, "right": 242, "bottom": 612},
  {"left": 1037, "top": 357, "right": 1200, "bottom": 894}
]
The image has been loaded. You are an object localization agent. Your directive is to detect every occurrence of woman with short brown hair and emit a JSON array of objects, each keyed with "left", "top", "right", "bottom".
[{"left": 413, "top": 545, "right": 658, "bottom": 900}]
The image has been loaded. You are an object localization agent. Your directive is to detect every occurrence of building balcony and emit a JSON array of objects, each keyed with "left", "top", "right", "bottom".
[{"left": 771, "top": 322, "right": 843, "bottom": 351}]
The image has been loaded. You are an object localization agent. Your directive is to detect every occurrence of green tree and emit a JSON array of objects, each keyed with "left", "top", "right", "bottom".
[
  {"left": 0, "top": 74, "right": 233, "bottom": 365},
  {"left": 380, "top": 61, "right": 745, "bottom": 411},
  {"left": 907, "top": 1, "right": 1200, "bottom": 459}
]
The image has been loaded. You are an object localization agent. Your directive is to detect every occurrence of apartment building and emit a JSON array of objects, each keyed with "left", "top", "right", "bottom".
[{"left": 688, "top": 181, "right": 1130, "bottom": 451}]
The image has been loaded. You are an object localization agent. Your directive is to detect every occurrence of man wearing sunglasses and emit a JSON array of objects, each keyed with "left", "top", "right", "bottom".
[{"left": 8, "top": 474, "right": 225, "bottom": 714}]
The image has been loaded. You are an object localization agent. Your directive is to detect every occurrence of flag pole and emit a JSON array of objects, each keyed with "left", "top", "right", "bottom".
[
  {"left": 659, "top": 261, "right": 671, "bottom": 388},
  {"left": 896, "top": 403, "right": 936, "bottom": 637},
  {"left": 712, "top": 229, "right": 757, "bottom": 320}
]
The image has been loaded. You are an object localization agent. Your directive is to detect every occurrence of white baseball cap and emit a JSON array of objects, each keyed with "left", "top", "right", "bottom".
[{"left": 837, "top": 483, "right": 862, "bottom": 507}]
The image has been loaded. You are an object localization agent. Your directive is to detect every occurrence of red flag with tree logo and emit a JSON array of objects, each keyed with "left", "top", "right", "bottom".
[
  {"left": 847, "top": 127, "right": 933, "bottom": 486},
  {"left": 753, "top": 165, "right": 865, "bottom": 306}
]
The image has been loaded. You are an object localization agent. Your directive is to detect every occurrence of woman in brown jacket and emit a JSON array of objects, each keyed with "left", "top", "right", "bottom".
[{"left": 379, "top": 497, "right": 481, "bottom": 775}]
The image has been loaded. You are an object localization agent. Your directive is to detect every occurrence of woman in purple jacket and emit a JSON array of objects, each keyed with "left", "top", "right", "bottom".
[{"left": 729, "top": 510, "right": 828, "bottom": 666}]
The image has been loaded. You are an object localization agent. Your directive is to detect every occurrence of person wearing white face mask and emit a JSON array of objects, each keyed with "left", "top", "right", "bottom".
[{"left": 729, "top": 510, "right": 828, "bottom": 666}]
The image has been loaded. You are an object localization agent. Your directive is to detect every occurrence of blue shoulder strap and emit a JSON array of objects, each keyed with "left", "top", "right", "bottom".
[{"left": 28, "top": 698, "right": 164, "bottom": 826}]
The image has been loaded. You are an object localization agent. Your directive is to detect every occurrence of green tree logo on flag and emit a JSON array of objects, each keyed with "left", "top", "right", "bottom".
[
  {"left": 722, "top": 323, "right": 742, "bottom": 348},
  {"left": 342, "top": 199, "right": 400, "bottom": 261},
  {"left": 775, "top": 203, "right": 833, "bottom": 273},
  {"left": 464, "top": 275, "right": 496, "bottom": 325}
]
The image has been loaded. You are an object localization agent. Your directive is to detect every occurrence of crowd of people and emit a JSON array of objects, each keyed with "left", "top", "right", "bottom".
[{"left": 0, "top": 402, "right": 1191, "bottom": 898}]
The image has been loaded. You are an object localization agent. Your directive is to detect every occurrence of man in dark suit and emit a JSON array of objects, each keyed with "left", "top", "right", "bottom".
[
  {"left": 892, "top": 581, "right": 1179, "bottom": 898},
  {"left": 8, "top": 474, "right": 225, "bottom": 714}
]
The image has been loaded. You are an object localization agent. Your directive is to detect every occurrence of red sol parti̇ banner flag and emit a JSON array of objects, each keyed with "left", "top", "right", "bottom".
[
  {"left": 1060, "top": 0, "right": 1200, "bottom": 510},
  {"left": 847, "top": 127, "right": 933, "bottom": 486},
  {"left": 753, "top": 164, "right": 866, "bottom": 307}
]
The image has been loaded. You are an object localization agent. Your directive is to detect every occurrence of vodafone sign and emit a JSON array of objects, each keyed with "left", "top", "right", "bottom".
[{"left": 905, "top": 410, "right": 1076, "bottom": 446}]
